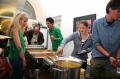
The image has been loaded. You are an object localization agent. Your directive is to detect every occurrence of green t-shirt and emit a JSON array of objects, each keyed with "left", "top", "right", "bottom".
[
  {"left": 8, "top": 30, "right": 25, "bottom": 59},
  {"left": 48, "top": 26, "right": 63, "bottom": 50}
]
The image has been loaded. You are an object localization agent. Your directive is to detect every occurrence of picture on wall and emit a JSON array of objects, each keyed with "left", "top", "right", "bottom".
[{"left": 73, "top": 14, "right": 96, "bottom": 33}]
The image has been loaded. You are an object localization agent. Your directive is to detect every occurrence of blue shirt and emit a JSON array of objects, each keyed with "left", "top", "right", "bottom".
[
  {"left": 60, "top": 32, "right": 92, "bottom": 60},
  {"left": 91, "top": 17, "right": 120, "bottom": 58}
]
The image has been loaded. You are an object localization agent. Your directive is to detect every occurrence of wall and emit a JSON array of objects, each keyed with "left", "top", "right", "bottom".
[
  {"left": 26, "top": 0, "right": 48, "bottom": 48},
  {"left": 27, "top": 0, "right": 43, "bottom": 22},
  {"left": 37, "top": 0, "right": 109, "bottom": 37},
  {"left": 36, "top": 0, "right": 110, "bottom": 57}
]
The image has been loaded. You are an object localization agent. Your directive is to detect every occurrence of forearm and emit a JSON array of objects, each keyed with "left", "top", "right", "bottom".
[
  {"left": 116, "top": 48, "right": 120, "bottom": 59},
  {"left": 56, "top": 37, "right": 63, "bottom": 41},
  {"left": 59, "top": 39, "right": 69, "bottom": 48},
  {"left": 96, "top": 45, "right": 110, "bottom": 57},
  {"left": 19, "top": 51, "right": 26, "bottom": 62}
]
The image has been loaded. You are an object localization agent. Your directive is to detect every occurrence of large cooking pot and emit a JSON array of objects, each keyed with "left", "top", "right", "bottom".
[{"left": 51, "top": 56, "right": 84, "bottom": 79}]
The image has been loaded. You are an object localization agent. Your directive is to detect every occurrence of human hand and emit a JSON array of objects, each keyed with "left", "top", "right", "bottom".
[
  {"left": 114, "top": 58, "right": 120, "bottom": 67},
  {"left": 109, "top": 57, "right": 116, "bottom": 66},
  {"left": 57, "top": 46, "right": 63, "bottom": 53},
  {"left": 23, "top": 60, "right": 27, "bottom": 69},
  {"left": 51, "top": 35, "right": 56, "bottom": 40},
  {"left": 86, "top": 48, "right": 90, "bottom": 52},
  {"left": 34, "top": 41, "right": 38, "bottom": 44}
]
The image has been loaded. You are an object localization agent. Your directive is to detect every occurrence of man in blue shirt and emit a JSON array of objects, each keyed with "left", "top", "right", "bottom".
[{"left": 91, "top": 0, "right": 120, "bottom": 79}]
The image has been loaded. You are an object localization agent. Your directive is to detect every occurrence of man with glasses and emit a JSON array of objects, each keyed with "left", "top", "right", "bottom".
[{"left": 28, "top": 24, "right": 44, "bottom": 45}]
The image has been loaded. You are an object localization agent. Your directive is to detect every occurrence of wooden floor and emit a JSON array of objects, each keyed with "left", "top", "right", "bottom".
[
  {"left": 38, "top": 70, "right": 52, "bottom": 79},
  {"left": 3, "top": 70, "right": 52, "bottom": 79},
  {"left": 25, "top": 69, "right": 52, "bottom": 79}
]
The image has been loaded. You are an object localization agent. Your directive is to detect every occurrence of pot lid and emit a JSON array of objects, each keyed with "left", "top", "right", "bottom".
[{"left": 54, "top": 56, "right": 84, "bottom": 63}]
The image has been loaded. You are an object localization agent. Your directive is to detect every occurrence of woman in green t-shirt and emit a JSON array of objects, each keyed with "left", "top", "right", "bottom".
[{"left": 6, "top": 12, "right": 29, "bottom": 79}]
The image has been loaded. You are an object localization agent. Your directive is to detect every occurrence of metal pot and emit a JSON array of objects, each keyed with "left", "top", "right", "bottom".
[{"left": 52, "top": 56, "right": 84, "bottom": 79}]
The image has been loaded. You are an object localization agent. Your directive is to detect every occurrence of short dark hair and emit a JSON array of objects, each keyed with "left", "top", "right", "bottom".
[
  {"left": 46, "top": 17, "right": 54, "bottom": 24},
  {"left": 80, "top": 20, "right": 88, "bottom": 27},
  {"left": 106, "top": 0, "right": 120, "bottom": 13}
]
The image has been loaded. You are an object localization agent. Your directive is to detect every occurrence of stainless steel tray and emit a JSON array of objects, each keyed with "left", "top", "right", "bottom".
[
  {"left": 25, "top": 45, "right": 44, "bottom": 49},
  {"left": 43, "top": 57, "right": 54, "bottom": 65}
]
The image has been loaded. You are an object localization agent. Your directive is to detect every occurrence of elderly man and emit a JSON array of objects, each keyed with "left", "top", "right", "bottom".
[{"left": 28, "top": 24, "right": 44, "bottom": 45}]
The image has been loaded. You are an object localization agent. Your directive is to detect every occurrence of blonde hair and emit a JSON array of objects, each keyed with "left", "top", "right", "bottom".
[{"left": 6, "top": 12, "right": 29, "bottom": 36}]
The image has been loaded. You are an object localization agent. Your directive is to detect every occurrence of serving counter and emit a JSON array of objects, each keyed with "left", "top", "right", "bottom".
[
  {"left": 25, "top": 45, "right": 61, "bottom": 79},
  {"left": 25, "top": 45, "right": 83, "bottom": 79}
]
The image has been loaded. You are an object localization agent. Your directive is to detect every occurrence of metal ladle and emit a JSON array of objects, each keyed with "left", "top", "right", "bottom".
[{"left": 44, "top": 54, "right": 60, "bottom": 66}]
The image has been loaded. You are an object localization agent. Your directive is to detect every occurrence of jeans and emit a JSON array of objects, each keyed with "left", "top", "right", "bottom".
[{"left": 9, "top": 57, "right": 24, "bottom": 79}]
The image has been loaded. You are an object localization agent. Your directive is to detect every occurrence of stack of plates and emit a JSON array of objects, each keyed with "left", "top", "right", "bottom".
[{"left": 0, "top": 35, "right": 12, "bottom": 39}]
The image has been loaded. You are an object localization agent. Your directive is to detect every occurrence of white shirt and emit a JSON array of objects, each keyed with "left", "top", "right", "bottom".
[
  {"left": 24, "top": 36, "right": 28, "bottom": 46},
  {"left": 31, "top": 34, "right": 38, "bottom": 45}
]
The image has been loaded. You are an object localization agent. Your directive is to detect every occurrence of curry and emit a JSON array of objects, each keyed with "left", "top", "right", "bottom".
[
  {"left": 55, "top": 60, "right": 81, "bottom": 68},
  {"left": 26, "top": 49, "right": 61, "bottom": 58},
  {"left": 27, "top": 49, "right": 52, "bottom": 52}
]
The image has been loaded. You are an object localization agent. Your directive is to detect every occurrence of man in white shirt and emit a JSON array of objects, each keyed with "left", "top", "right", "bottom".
[{"left": 28, "top": 25, "right": 44, "bottom": 45}]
